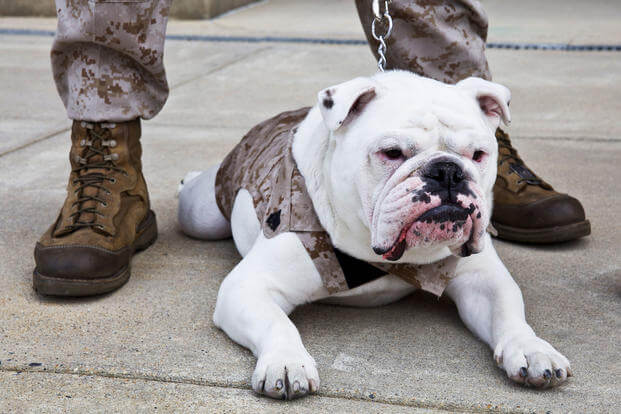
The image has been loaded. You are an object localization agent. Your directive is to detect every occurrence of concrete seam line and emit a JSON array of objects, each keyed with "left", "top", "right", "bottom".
[
  {"left": 0, "top": 366, "right": 527, "bottom": 413},
  {"left": 1, "top": 28, "right": 620, "bottom": 51},
  {"left": 0, "top": 46, "right": 270, "bottom": 158},
  {"left": 0, "top": 126, "right": 71, "bottom": 158},
  {"left": 169, "top": 45, "right": 272, "bottom": 89}
]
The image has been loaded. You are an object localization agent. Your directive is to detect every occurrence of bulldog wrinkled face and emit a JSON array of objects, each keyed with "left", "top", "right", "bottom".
[
  {"left": 317, "top": 71, "right": 511, "bottom": 261},
  {"left": 369, "top": 151, "right": 488, "bottom": 260}
]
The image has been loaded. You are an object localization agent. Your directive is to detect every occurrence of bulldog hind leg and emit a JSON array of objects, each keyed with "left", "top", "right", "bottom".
[{"left": 178, "top": 164, "right": 232, "bottom": 240}]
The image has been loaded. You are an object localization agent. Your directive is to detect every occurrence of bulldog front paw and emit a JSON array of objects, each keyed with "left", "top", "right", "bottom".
[
  {"left": 252, "top": 350, "right": 320, "bottom": 400},
  {"left": 494, "top": 334, "right": 572, "bottom": 388}
]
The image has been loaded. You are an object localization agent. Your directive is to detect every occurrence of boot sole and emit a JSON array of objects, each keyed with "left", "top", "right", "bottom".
[
  {"left": 492, "top": 219, "right": 591, "bottom": 244},
  {"left": 33, "top": 210, "right": 158, "bottom": 297}
]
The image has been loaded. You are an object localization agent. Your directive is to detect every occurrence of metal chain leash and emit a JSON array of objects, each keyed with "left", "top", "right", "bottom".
[{"left": 371, "top": 0, "right": 393, "bottom": 72}]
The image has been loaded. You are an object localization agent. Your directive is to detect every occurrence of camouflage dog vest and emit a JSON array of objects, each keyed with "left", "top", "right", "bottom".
[{"left": 215, "top": 108, "right": 459, "bottom": 296}]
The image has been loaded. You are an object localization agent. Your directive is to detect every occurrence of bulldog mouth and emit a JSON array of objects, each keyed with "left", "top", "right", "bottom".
[
  {"left": 416, "top": 204, "right": 470, "bottom": 224},
  {"left": 382, "top": 231, "right": 408, "bottom": 261},
  {"left": 378, "top": 204, "right": 472, "bottom": 262}
]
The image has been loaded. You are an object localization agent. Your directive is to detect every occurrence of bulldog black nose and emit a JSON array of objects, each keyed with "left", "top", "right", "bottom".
[{"left": 424, "top": 161, "right": 464, "bottom": 189}]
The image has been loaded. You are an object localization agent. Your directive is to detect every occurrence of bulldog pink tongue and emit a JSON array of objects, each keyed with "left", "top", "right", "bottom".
[{"left": 383, "top": 232, "right": 408, "bottom": 261}]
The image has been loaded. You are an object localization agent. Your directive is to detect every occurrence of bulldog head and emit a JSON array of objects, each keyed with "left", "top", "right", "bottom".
[{"left": 314, "top": 71, "right": 510, "bottom": 261}]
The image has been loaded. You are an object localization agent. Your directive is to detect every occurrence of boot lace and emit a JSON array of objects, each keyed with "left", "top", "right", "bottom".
[
  {"left": 64, "top": 123, "right": 127, "bottom": 232},
  {"left": 497, "top": 132, "right": 543, "bottom": 186}
]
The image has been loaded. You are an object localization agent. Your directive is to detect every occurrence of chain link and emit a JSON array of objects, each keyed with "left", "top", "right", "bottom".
[{"left": 371, "top": 0, "right": 393, "bottom": 72}]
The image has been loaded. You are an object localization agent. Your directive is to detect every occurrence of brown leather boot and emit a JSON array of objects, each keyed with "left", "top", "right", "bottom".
[
  {"left": 492, "top": 129, "right": 590, "bottom": 243},
  {"left": 33, "top": 120, "right": 157, "bottom": 296}
]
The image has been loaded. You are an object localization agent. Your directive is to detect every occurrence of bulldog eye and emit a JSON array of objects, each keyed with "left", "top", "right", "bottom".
[
  {"left": 472, "top": 150, "right": 486, "bottom": 162},
  {"left": 382, "top": 148, "right": 404, "bottom": 160}
]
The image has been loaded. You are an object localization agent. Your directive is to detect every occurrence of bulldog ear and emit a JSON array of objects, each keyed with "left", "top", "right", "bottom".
[
  {"left": 317, "top": 77, "right": 377, "bottom": 131},
  {"left": 456, "top": 77, "right": 511, "bottom": 128}
]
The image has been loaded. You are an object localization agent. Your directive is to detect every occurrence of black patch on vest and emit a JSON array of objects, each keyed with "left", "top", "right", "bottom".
[
  {"left": 266, "top": 210, "right": 281, "bottom": 231},
  {"left": 334, "top": 249, "right": 388, "bottom": 289}
]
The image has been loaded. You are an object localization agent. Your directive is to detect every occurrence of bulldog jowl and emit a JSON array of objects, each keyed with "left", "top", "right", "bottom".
[{"left": 372, "top": 158, "right": 488, "bottom": 261}]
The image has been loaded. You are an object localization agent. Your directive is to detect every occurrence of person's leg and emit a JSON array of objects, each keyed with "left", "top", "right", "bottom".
[
  {"left": 355, "top": 0, "right": 590, "bottom": 243},
  {"left": 356, "top": 0, "right": 490, "bottom": 84},
  {"left": 34, "top": 0, "right": 172, "bottom": 296},
  {"left": 51, "top": 0, "right": 170, "bottom": 122}
]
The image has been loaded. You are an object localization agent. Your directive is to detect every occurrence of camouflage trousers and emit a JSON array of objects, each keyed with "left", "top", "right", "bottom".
[
  {"left": 51, "top": 0, "right": 171, "bottom": 122},
  {"left": 52, "top": 0, "right": 490, "bottom": 122},
  {"left": 354, "top": 0, "right": 491, "bottom": 83}
]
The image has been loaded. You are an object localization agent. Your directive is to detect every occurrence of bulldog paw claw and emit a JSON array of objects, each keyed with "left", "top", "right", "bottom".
[
  {"left": 495, "top": 335, "right": 571, "bottom": 388},
  {"left": 252, "top": 351, "right": 320, "bottom": 400}
]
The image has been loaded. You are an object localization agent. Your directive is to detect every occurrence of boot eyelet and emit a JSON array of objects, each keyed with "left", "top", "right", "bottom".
[
  {"left": 109, "top": 140, "right": 117, "bottom": 148},
  {"left": 111, "top": 153, "right": 119, "bottom": 161},
  {"left": 110, "top": 178, "right": 117, "bottom": 184},
  {"left": 95, "top": 224, "right": 105, "bottom": 230},
  {"left": 101, "top": 201, "right": 108, "bottom": 207}
]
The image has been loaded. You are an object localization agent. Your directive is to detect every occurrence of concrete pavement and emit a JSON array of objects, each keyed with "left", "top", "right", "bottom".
[{"left": 1, "top": 0, "right": 620, "bottom": 412}]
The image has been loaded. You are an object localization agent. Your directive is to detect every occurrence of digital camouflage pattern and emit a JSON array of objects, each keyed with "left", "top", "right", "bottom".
[
  {"left": 215, "top": 108, "right": 348, "bottom": 293},
  {"left": 355, "top": 0, "right": 491, "bottom": 83},
  {"left": 51, "top": 0, "right": 491, "bottom": 121},
  {"left": 51, "top": 0, "right": 172, "bottom": 121},
  {"left": 215, "top": 108, "right": 459, "bottom": 296}
]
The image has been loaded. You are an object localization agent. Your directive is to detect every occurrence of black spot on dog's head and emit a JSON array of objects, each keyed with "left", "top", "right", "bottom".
[{"left": 323, "top": 98, "right": 334, "bottom": 109}]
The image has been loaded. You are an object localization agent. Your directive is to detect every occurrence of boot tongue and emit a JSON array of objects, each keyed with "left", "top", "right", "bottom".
[
  {"left": 74, "top": 126, "right": 111, "bottom": 230},
  {"left": 509, "top": 162, "right": 539, "bottom": 182},
  {"left": 79, "top": 142, "right": 103, "bottom": 225},
  {"left": 498, "top": 135, "right": 544, "bottom": 188}
]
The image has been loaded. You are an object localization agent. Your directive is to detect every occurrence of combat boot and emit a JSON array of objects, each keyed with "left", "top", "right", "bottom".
[
  {"left": 33, "top": 120, "right": 157, "bottom": 296},
  {"left": 492, "top": 129, "right": 590, "bottom": 243}
]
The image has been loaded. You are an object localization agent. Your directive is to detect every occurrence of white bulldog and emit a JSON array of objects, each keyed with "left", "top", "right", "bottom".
[{"left": 178, "top": 71, "right": 571, "bottom": 399}]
